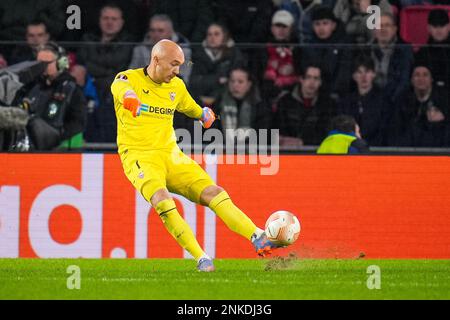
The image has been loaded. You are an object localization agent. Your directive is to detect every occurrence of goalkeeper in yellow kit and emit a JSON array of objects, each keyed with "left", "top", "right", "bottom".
[{"left": 111, "top": 39, "right": 279, "bottom": 271}]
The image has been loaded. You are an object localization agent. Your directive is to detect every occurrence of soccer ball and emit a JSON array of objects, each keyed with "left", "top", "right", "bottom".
[{"left": 265, "top": 210, "right": 301, "bottom": 246}]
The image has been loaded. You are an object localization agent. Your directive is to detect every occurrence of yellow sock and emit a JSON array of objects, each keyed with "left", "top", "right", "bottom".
[
  {"left": 155, "top": 199, "right": 205, "bottom": 260},
  {"left": 209, "top": 191, "right": 257, "bottom": 240}
]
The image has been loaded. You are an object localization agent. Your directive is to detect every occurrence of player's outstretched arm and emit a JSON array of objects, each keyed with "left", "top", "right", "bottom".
[{"left": 176, "top": 81, "right": 217, "bottom": 128}]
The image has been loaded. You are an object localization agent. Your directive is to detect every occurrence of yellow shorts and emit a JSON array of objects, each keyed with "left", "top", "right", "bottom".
[{"left": 120, "top": 147, "right": 215, "bottom": 203}]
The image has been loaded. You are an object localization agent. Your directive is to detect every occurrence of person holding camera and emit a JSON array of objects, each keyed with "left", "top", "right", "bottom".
[{"left": 19, "top": 42, "right": 86, "bottom": 150}]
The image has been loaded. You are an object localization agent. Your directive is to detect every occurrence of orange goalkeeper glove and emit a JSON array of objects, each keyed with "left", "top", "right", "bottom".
[
  {"left": 123, "top": 91, "right": 141, "bottom": 117},
  {"left": 200, "top": 107, "right": 217, "bottom": 129}
]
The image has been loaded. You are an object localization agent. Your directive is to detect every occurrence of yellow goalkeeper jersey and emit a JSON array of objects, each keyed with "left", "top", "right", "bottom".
[{"left": 111, "top": 66, "right": 203, "bottom": 153}]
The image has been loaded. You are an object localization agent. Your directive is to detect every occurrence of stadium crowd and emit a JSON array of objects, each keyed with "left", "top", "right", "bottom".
[{"left": 1, "top": 0, "right": 450, "bottom": 150}]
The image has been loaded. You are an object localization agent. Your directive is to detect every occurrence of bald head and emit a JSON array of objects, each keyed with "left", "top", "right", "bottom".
[
  {"left": 151, "top": 39, "right": 184, "bottom": 61},
  {"left": 147, "top": 39, "right": 185, "bottom": 83}
]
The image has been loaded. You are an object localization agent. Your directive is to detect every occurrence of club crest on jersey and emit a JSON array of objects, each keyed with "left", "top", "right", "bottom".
[
  {"left": 169, "top": 92, "right": 176, "bottom": 101},
  {"left": 116, "top": 74, "right": 128, "bottom": 80}
]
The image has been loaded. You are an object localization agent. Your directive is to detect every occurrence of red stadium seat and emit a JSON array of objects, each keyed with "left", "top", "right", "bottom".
[{"left": 400, "top": 5, "right": 450, "bottom": 51}]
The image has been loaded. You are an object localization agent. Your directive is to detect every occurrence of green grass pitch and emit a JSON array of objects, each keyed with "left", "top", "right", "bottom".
[{"left": 0, "top": 258, "right": 449, "bottom": 299}]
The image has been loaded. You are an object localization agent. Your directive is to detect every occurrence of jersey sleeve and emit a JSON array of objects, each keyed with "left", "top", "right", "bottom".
[
  {"left": 176, "top": 79, "right": 203, "bottom": 119},
  {"left": 111, "top": 71, "right": 135, "bottom": 103}
]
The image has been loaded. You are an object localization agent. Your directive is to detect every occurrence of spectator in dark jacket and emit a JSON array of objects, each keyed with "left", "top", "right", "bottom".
[
  {"left": 60, "top": 0, "right": 143, "bottom": 43},
  {"left": 152, "top": 0, "right": 213, "bottom": 43},
  {"left": 214, "top": 67, "right": 272, "bottom": 133},
  {"left": 393, "top": 64, "right": 450, "bottom": 147},
  {"left": 273, "top": 63, "right": 335, "bottom": 146},
  {"left": 415, "top": 9, "right": 450, "bottom": 92},
  {"left": 369, "top": 13, "right": 413, "bottom": 108},
  {"left": 77, "top": 3, "right": 134, "bottom": 142},
  {"left": 254, "top": 10, "right": 302, "bottom": 104},
  {"left": 189, "top": 23, "right": 246, "bottom": 101},
  {"left": 405, "top": 103, "right": 450, "bottom": 147},
  {"left": 8, "top": 20, "right": 51, "bottom": 65},
  {"left": 337, "top": 55, "right": 386, "bottom": 145},
  {"left": 78, "top": 4, "right": 134, "bottom": 82},
  {"left": 302, "top": 6, "right": 352, "bottom": 100}
]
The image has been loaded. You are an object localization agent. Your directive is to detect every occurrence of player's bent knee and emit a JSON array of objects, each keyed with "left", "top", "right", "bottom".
[
  {"left": 150, "top": 188, "right": 172, "bottom": 207},
  {"left": 200, "top": 185, "right": 225, "bottom": 206},
  {"left": 209, "top": 185, "right": 225, "bottom": 196}
]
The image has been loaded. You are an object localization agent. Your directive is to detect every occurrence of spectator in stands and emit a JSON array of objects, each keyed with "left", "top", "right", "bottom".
[
  {"left": 337, "top": 55, "right": 385, "bottom": 145},
  {"left": 189, "top": 23, "right": 246, "bottom": 102},
  {"left": 8, "top": 21, "right": 51, "bottom": 65},
  {"left": 129, "top": 14, "right": 192, "bottom": 84},
  {"left": 405, "top": 102, "right": 450, "bottom": 147},
  {"left": 214, "top": 67, "right": 272, "bottom": 133},
  {"left": 369, "top": 13, "right": 413, "bottom": 108},
  {"left": 415, "top": 9, "right": 450, "bottom": 92},
  {"left": 151, "top": 0, "right": 214, "bottom": 42},
  {"left": 333, "top": 0, "right": 393, "bottom": 44},
  {"left": 253, "top": 10, "right": 302, "bottom": 104},
  {"left": 78, "top": 4, "right": 135, "bottom": 81},
  {"left": 212, "top": 0, "right": 274, "bottom": 44},
  {"left": 273, "top": 63, "right": 335, "bottom": 146},
  {"left": 393, "top": 63, "right": 450, "bottom": 146},
  {"left": 78, "top": 3, "right": 134, "bottom": 142},
  {"left": 317, "top": 114, "right": 369, "bottom": 153},
  {"left": 20, "top": 42, "right": 86, "bottom": 150},
  {"left": 273, "top": 0, "right": 325, "bottom": 43},
  {"left": 60, "top": 0, "right": 143, "bottom": 44},
  {"left": 302, "top": 6, "right": 352, "bottom": 100}
]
